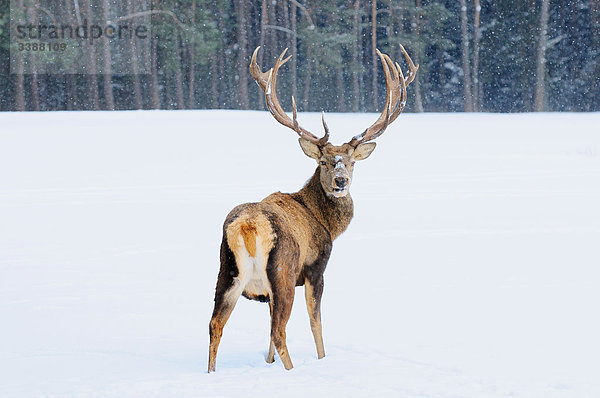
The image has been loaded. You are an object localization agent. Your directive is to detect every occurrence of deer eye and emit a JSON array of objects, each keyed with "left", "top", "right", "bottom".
[{"left": 320, "top": 161, "right": 326, "bottom": 166}]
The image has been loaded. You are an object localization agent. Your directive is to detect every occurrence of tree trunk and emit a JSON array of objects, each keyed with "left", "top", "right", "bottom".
[
  {"left": 127, "top": 0, "right": 143, "bottom": 109},
  {"left": 352, "top": 0, "right": 361, "bottom": 112},
  {"left": 65, "top": 0, "right": 78, "bottom": 110},
  {"left": 524, "top": 0, "right": 537, "bottom": 110},
  {"left": 591, "top": 0, "right": 600, "bottom": 110},
  {"left": 291, "top": 0, "right": 298, "bottom": 100},
  {"left": 268, "top": 0, "right": 277, "bottom": 51},
  {"left": 14, "top": 0, "right": 25, "bottom": 111},
  {"left": 281, "top": 0, "right": 291, "bottom": 103},
  {"left": 459, "top": 0, "right": 473, "bottom": 111},
  {"left": 27, "top": 5, "right": 40, "bottom": 111},
  {"left": 101, "top": 0, "right": 115, "bottom": 109},
  {"left": 281, "top": 0, "right": 290, "bottom": 48},
  {"left": 233, "top": 0, "right": 250, "bottom": 109},
  {"left": 213, "top": 0, "right": 225, "bottom": 108},
  {"left": 150, "top": 34, "right": 161, "bottom": 109},
  {"left": 173, "top": 40, "right": 186, "bottom": 110},
  {"left": 303, "top": 46, "right": 312, "bottom": 110},
  {"left": 66, "top": 75, "right": 78, "bottom": 110},
  {"left": 412, "top": 0, "right": 424, "bottom": 112},
  {"left": 29, "top": 67, "right": 40, "bottom": 112},
  {"left": 336, "top": 68, "right": 346, "bottom": 112},
  {"left": 145, "top": 1, "right": 159, "bottom": 108},
  {"left": 591, "top": 0, "right": 600, "bottom": 36},
  {"left": 82, "top": 0, "right": 100, "bottom": 110},
  {"left": 165, "top": 70, "right": 172, "bottom": 109},
  {"left": 15, "top": 70, "right": 25, "bottom": 111},
  {"left": 371, "top": 0, "right": 378, "bottom": 111},
  {"left": 210, "top": 54, "right": 219, "bottom": 108},
  {"left": 258, "top": 0, "right": 268, "bottom": 108},
  {"left": 438, "top": 50, "right": 446, "bottom": 111},
  {"left": 534, "top": 0, "right": 550, "bottom": 111},
  {"left": 188, "top": 43, "right": 195, "bottom": 109},
  {"left": 188, "top": 0, "right": 197, "bottom": 109},
  {"left": 472, "top": 0, "right": 482, "bottom": 111}
]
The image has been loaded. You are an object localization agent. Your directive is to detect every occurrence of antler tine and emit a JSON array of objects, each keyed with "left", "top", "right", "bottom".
[
  {"left": 292, "top": 95, "right": 300, "bottom": 131},
  {"left": 250, "top": 47, "right": 328, "bottom": 145},
  {"left": 347, "top": 45, "right": 417, "bottom": 147},
  {"left": 250, "top": 46, "right": 269, "bottom": 92},
  {"left": 320, "top": 111, "right": 330, "bottom": 144},
  {"left": 399, "top": 44, "right": 419, "bottom": 85}
]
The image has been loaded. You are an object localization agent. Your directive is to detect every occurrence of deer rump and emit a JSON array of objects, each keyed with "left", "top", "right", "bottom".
[
  {"left": 220, "top": 197, "right": 328, "bottom": 304},
  {"left": 225, "top": 208, "right": 275, "bottom": 303}
]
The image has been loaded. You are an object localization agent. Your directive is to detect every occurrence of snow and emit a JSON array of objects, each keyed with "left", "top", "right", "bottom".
[
  {"left": 1, "top": 110, "right": 599, "bottom": 397},
  {"left": 352, "top": 129, "right": 366, "bottom": 141}
]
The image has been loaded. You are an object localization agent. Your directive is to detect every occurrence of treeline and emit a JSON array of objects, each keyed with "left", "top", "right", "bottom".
[{"left": 0, "top": 0, "right": 599, "bottom": 112}]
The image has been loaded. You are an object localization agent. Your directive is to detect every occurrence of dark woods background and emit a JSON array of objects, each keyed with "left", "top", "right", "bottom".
[{"left": 0, "top": 0, "right": 599, "bottom": 112}]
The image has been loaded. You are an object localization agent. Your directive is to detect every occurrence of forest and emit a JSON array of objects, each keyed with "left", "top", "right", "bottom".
[{"left": 0, "top": 0, "right": 598, "bottom": 113}]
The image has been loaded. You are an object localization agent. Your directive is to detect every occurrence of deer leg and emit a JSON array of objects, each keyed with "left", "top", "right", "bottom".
[
  {"left": 305, "top": 277, "right": 325, "bottom": 359},
  {"left": 270, "top": 286, "right": 295, "bottom": 370},
  {"left": 266, "top": 340, "right": 276, "bottom": 364},
  {"left": 266, "top": 301, "right": 276, "bottom": 363},
  {"left": 208, "top": 285, "right": 243, "bottom": 372},
  {"left": 208, "top": 278, "right": 244, "bottom": 373}
]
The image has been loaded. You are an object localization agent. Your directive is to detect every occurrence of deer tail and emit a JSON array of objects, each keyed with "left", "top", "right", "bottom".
[{"left": 226, "top": 214, "right": 275, "bottom": 260}]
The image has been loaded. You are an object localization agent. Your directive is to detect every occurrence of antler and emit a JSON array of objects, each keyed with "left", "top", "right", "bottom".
[
  {"left": 250, "top": 47, "right": 329, "bottom": 146},
  {"left": 347, "top": 44, "right": 419, "bottom": 147}
]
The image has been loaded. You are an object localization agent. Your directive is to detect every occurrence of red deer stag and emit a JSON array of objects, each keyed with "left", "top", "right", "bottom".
[{"left": 208, "top": 45, "right": 418, "bottom": 372}]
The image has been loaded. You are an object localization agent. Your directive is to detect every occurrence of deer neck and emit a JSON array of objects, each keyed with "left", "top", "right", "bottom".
[{"left": 293, "top": 167, "right": 354, "bottom": 241}]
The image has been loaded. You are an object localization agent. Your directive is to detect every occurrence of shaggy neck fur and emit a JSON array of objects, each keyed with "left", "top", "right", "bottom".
[{"left": 292, "top": 167, "right": 354, "bottom": 240}]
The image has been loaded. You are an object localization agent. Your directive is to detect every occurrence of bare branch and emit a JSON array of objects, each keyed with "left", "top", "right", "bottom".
[
  {"left": 287, "top": 0, "right": 315, "bottom": 29},
  {"left": 109, "top": 10, "right": 188, "bottom": 32},
  {"left": 264, "top": 24, "right": 297, "bottom": 38}
]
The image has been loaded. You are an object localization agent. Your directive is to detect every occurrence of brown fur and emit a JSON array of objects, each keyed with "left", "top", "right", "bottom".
[
  {"left": 240, "top": 224, "right": 256, "bottom": 257},
  {"left": 208, "top": 165, "right": 356, "bottom": 372}
]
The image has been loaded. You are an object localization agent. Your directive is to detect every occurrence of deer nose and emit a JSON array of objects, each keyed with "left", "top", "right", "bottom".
[{"left": 334, "top": 177, "right": 348, "bottom": 189}]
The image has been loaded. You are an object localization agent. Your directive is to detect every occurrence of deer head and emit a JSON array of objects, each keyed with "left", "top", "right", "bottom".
[{"left": 250, "top": 45, "right": 418, "bottom": 198}]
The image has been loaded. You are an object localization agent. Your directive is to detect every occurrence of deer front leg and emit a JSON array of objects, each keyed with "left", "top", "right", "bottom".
[
  {"left": 270, "top": 286, "right": 295, "bottom": 370},
  {"left": 305, "top": 277, "right": 325, "bottom": 359}
]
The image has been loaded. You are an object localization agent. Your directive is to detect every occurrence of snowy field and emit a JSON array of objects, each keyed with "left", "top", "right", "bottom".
[{"left": 1, "top": 110, "right": 599, "bottom": 398}]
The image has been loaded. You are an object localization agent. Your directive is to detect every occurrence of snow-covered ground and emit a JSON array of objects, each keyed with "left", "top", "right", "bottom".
[{"left": 1, "top": 110, "right": 599, "bottom": 398}]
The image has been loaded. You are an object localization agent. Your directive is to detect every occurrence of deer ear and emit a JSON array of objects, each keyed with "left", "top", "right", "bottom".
[
  {"left": 353, "top": 142, "right": 376, "bottom": 161},
  {"left": 298, "top": 138, "right": 321, "bottom": 160}
]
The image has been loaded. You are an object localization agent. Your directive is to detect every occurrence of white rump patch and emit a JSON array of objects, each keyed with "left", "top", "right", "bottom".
[{"left": 232, "top": 235, "right": 271, "bottom": 300}]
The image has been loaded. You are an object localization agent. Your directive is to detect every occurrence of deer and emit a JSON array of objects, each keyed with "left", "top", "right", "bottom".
[{"left": 208, "top": 44, "right": 418, "bottom": 373}]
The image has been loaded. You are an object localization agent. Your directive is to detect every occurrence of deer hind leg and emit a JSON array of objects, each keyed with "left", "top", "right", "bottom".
[
  {"left": 208, "top": 279, "right": 244, "bottom": 373},
  {"left": 305, "top": 276, "right": 325, "bottom": 359},
  {"left": 266, "top": 301, "right": 276, "bottom": 363},
  {"left": 266, "top": 340, "right": 276, "bottom": 364},
  {"left": 208, "top": 236, "right": 248, "bottom": 373},
  {"left": 269, "top": 285, "right": 295, "bottom": 370}
]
